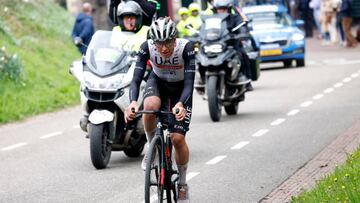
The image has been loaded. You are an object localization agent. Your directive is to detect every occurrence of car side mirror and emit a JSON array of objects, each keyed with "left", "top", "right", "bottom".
[{"left": 295, "top": 20, "right": 304, "bottom": 27}]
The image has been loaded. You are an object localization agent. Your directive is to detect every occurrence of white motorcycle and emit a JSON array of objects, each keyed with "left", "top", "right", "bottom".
[{"left": 70, "top": 30, "right": 147, "bottom": 169}]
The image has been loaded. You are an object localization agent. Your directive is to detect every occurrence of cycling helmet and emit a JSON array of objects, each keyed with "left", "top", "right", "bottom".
[
  {"left": 178, "top": 7, "right": 189, "bottom": 17},
  {"left": 213, "top": 0, "right": 233, "bottom": 9},
  {"left": 149, "top": 17, "right": 178, "bottom": 42},
  {"left": 188, "top": 2, "right": 201, "bottom": 13},
  {"left": 117, "top": 1, "right": 143, "bottom": 31}
]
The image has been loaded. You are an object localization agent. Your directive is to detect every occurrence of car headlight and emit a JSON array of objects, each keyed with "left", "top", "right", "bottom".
[
  {"left": 203, "top": 44, "right": 223, "bottom": 54},
  {"left": 292, "top": 33, "right": 304, "bottom": 41}
]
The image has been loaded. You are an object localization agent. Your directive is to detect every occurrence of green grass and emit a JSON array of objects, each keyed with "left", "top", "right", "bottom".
[
  {"left": 292, "top": 147, "right": 360, "bottom": 203},
  {"left": 0, "top": 0, "right": 81, "bottom": 123}
]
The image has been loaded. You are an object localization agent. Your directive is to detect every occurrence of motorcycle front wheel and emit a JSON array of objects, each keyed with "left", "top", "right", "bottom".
[
  {"left": 89, "top": 123, "right": 111, "bottom": 169},
  {"left": 207, "top": 75, "right": 222, "bottom": 122}
]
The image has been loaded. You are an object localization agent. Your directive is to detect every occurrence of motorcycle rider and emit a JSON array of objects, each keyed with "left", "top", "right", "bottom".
[
  {"left": 125, "top": 17, "right": 195, "bottom": 203},
  {"left": 187, "top": 2, "right": 202, "bottom": 32},
  {"left": 211, "top": 0, "right": 253, "bottom": 87},
  {"left": 111, "top": 1, "right": 150, "bottom": 51},
  {"left": 109, "top": 0, "right": 157, "bottom": 26},
  {"left": 177, "top": 7, "right": 191, "bottom": 38}
]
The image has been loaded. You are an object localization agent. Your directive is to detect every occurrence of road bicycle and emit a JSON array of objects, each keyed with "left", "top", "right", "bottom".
[{"left": 136, "top": 109, "right": 180, "bottom": 203}]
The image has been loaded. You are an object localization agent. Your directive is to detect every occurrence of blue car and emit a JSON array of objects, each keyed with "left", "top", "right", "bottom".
[{"left": 242, "top": 5, "right": 306, "bottom": 67}]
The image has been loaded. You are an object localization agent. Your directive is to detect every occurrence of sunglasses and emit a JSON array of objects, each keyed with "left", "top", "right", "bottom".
[{"left": 154, "top": 39, "right": 175, "bottom": 48}]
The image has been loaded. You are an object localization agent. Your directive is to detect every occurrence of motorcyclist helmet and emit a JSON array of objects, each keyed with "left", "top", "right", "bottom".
[
  {"left": 117, "top": 1, "right": 143, "bottom": 31},
  {"left": 149, "top": 17, "right": 178, "bottom": 43},
  {"left": 213, "top": 0, "right": 233, "bottom": 10},
  {"left": 178, "top": 7, "right": 189, "bottom": 17},
  {"left": 188, "top": 2, "right": 201, "bottom": 14}
]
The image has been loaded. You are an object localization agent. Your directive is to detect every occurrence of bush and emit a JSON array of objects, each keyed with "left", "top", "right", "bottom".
[{"left": 0, "top": 46, "right": 23, "bottom": 83}]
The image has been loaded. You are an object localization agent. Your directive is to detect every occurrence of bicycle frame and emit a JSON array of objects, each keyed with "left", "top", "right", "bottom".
[{"left": 138, "top": 110, "right": 179, "bottom": 203}]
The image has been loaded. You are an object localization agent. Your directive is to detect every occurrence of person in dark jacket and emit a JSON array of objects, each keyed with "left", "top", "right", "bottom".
[
  {"left": 109, "top": 0, "right": 157, "bottom": 26},
  {"left": 341, "top": 0, "right": 358, "bottom": 47},
  {"left": 71, "top": 2, "right": 95, "bottom": 55}
]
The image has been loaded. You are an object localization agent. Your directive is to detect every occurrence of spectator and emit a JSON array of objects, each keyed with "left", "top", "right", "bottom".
[
  {"left": 309, "top": 0, "right": 323, "bottom": 38},
  {"left": 297, "top": 0, "right": 314, "bottom": 37},
  {"left": 341, "top": 0, "right": 358, "bottom": 47},
  {"left": 352, "top": 0, "right": 360, "bottom": 41},
  {"left": 71, "top": 2, "right": 95, "bottom": 55}
]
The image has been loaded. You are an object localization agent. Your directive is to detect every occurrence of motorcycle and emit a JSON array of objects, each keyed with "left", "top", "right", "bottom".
[
  {"left": 69, "top": 30, "right": 147, "bottom": 169},
  {"left": 188, "top": 13, "right": 260, "bottom": 122}
]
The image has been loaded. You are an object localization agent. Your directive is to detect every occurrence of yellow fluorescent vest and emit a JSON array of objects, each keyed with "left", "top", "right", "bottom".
[{"left": 111, "top": 25, "right": 149, "bottom": 51}]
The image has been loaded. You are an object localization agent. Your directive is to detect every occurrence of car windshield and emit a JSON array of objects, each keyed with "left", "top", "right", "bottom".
[{"left": 246, "top": 11, "right": 292, "bottom": 29}]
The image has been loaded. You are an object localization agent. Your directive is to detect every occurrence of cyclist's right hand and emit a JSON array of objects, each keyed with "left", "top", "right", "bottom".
[{"left": 125, "top": 101, "right": 138, "bottom": 123}]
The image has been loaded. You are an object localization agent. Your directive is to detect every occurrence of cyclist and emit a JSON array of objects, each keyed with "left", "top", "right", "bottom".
[{"left": 125, "top": 17, "right": 194, "bottom": 203}]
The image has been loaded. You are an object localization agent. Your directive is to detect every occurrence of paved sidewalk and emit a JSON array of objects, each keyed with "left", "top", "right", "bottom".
[{"left": 260, "top": 119, "right": 360, "bottom": 202}]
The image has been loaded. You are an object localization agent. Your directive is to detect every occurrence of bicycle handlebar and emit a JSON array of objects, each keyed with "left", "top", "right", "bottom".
[{"left": 132, "top": 108, "right": 180, "bottom": 115}]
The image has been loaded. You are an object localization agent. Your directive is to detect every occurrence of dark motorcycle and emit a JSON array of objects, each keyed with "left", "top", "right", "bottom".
[{"left": 189, "top": 14, "right": 260, "bottom": 122}]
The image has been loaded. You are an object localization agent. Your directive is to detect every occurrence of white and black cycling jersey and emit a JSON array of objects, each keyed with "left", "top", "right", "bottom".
[
  {"left": 148, "top": 38, "right": 188, "bottom": 82},
  {"left": 130, "top": 38, "right": 195, "bottom": 104}
]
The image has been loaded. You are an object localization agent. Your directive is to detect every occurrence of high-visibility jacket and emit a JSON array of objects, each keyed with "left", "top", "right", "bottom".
[
  {"left": 177, "top": 19, "right": 190, "bottom": 38},
  {"left": 111, "top": 25, "right": 149, "bottom": 52}
]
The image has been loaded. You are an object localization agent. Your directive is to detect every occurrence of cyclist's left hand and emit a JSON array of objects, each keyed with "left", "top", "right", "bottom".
[{"left": 172, "top": 102, "right": 186, "bottom": 121}]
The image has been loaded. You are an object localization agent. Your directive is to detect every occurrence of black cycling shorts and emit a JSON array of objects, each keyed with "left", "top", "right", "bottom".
[{"left": 143, "top": 73, "right": 193, "bottom": 135}]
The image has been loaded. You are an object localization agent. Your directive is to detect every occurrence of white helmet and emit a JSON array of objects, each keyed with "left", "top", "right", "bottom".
[
  {"left": 149, "top": 17, "right": 178, "bottom": 42},
  {"left": 213, "top": 0, "right": 233, "bottom": 9}
]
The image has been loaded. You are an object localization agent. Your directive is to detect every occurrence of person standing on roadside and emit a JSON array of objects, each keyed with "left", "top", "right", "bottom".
[
  {"left": 71, "top": 2, "right": 95, "bottom": 55},
  {"left": 341, "top": 0, "right": 358, "bottom": 47}
]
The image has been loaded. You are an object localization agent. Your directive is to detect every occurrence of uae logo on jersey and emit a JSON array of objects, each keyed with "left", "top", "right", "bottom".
[{"left": 154, "top": 56, "right": 182, "bottom": 70}]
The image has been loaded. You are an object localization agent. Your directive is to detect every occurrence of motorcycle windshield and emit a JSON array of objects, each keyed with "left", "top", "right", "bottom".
[
  {"left": 200, "top": 14, "right": 229, "bottom": 41},
  {"left": 85, "top": 30, "right": 135, "bottom": 77}
]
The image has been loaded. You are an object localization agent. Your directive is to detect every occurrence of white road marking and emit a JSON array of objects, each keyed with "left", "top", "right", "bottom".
[
  {"left": 252, "top": 129, "right": 269, "bottom": 137},
  {"left": 186, "top": 172, "right": 200, "bottom": 181},
  {"left": 73, "top": 125, "right": 80, "bottom": 129},
  {"left": 206, "top": 155, "right": 227, "bottom": 165},
  {"left": 351, "top": 73, "right": 359, "bottom": 78},
  {"left": 1, "top": 142, "right": 28, "bottom": 151},
  {"left": 40, "top": 131, "right": 62, "bottom": 139},
  {"left": 287, "top": 109, "right": 300, "bottom": 116},
  {"left": 343, "top": 77, "right": 352, "bottom": 83},
  {"left": 324, "top": 88, "right": 334, "bottom": 94},
  {"left": 271, "top": 118, "right": 286, "bottom": 126},
  {"left": 323, "top": 58, "right": 346, "bottom": 65},
  {"left": 334, "top": 82, "right": 343, "bottom": 88},
  {"left": 307, "top": 60, "right": 317, "bottom": 65},
  {"left": 300, "top": 101, "right": 313, "bottom": 107},
  {"left": 313, "top": 94, "right": 324, "bottom": 100},
  {"left": 231, "top": 141, "right": 250, "bottom": 150}
]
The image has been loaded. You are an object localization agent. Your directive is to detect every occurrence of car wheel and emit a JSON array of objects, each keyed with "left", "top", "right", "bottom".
[
  {"left": 296, "top": 59, "right": 305, "bottom": 67},
  {"left": 283, "top": 60, "right": 292, "bottom": 68}
]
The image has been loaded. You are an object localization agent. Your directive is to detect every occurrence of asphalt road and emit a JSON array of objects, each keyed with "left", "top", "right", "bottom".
[{"left": 1, "top": 39, "right": 360, "bottom": 203}]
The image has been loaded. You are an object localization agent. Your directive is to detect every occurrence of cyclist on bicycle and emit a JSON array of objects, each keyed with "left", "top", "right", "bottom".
[{"left": 125, "top": 17, "right": 194, "bottom": 203}]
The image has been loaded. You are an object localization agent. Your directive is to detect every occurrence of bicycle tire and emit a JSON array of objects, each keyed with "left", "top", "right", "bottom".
[{"left": 145, "top": 136, "right": 164, "bottom": 203}]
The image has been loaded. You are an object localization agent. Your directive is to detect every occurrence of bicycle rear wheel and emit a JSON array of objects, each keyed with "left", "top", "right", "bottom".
[{"left": 145, "top": 136, "right": 164, "bottom": 203}]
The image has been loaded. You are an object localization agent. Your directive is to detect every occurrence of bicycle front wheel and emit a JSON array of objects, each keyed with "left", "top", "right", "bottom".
[{"left": 145, "top": 136, "right": 164, "bottom": 203}]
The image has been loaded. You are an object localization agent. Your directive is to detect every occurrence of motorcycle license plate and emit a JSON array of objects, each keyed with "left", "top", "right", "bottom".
[{"left": 260, "top": 49, "right": 282, "bottom": 56}]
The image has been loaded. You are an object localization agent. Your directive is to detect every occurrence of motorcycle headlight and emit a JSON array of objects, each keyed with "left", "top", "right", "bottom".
[
  {"left": 203, "top": 44, "right": 223, "bottom": 54},
  {"left": 292, "top": 33, "right": 304, "bottom": 41},
  {"left": 84, "top": 72, "right": 124, "bottom": 91}
]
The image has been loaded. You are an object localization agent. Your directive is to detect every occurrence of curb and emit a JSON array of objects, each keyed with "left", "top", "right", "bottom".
[{"left": 260, "top": 119, "right": 360, "bottom": 202}]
